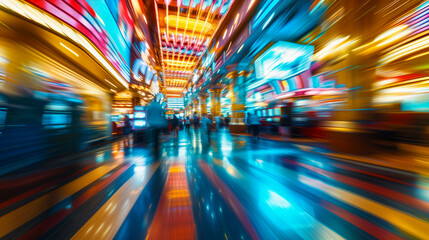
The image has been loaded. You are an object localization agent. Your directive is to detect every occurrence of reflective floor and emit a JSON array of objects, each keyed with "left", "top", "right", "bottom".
[{"left": 1, "top": 129, "right": 429, "bottom": 239}]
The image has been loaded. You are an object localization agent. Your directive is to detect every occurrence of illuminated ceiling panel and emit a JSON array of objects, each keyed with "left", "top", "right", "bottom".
[
  {"left": 165, "top": 15, "right": 213, "bottom": 33},
  {"left": 154, "top": 0, "right": 234, "bottom": 97}
]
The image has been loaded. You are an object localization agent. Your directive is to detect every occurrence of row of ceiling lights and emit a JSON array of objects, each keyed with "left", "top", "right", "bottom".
[{"left": 155, "top": 0, "right": 234, "bottom": 98}]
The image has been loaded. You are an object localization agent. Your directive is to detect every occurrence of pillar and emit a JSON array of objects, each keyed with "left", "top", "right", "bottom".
[
  {"left": 210, "top": 88, "right": 221, "bottom": 117},
  {"left": 189, "top": 103, "right": 194, "bottom": 117},
  {"left": 321, "top": 0, "right": 380, "bottom": 154},
  {"left": 199, "top": 93, "right": 208, "bottom": 116},
  {"left": 228, "top": 71, "right": 247, "bottom": 133},
  {"left": 193, "top": 98, "right": 200, "bottom": 116},
  {"left": 185, "top": 106, "right": 189, "bottom": 117}
]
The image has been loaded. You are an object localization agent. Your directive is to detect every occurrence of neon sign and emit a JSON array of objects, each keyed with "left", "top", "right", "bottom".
[
  {"left": 25, "top": 0, "right": 133, "bottom": 81},
  {"left": 255, "top": 42, "right": 314, "bottom": 81}
]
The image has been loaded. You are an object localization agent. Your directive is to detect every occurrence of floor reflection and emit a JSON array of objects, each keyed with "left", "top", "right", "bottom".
[{"left": 1, "top": 128, "right": 429, "bottom": 239}]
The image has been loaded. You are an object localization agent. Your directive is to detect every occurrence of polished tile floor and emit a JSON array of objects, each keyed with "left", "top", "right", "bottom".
[{"left": 0, "top": 128, "right": 429, "bottom": 239}]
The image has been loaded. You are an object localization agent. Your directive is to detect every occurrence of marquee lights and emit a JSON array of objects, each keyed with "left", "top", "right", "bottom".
[
  {"left": 165, "top": 15, "right": 213, "bottom": 33},
  {"left": 155, "top": 0, "right": 234, "bottom": 95},
  {"left": 255, "top": 41, "right": 314, "bottom": 81},
  {"left": 0, "top": 0, "right": 129, "bottom": 88}
]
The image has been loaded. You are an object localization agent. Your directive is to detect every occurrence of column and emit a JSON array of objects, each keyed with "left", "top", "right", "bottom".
[
  {"left": 193, "top": 98, "right": 200, "bottom": 116},
  {"left": 321, "top": 0, "right": 380, "bottom": 154},
  {"left": 199, "top": 93, "right": 208, "bottom": 116},
  {"left": 210, "top": 88, "right": 221, "bottom": 117},
  {"left": 229, "top": 71, "right": 247, "bottom": 133},
  {"left": 189, "top": 103, "right": 194, "bottom": 117}
]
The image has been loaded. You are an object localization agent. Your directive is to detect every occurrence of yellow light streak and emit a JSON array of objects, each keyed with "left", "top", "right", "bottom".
[
  {"left": 181, "top": 1, "right": 216, "bottom": 76},
  {"left": 169, "top": 3, "right": 180, "bottom": 74},
  {"left": 234, "top": 14, "right": 240, "bottom": 25},
  {"left": 313, "top": 36, "right": 359, "bottom": 61},
  {"left": 248, "top": 0, "right": 256, "bottom": 11},
  {"left": 154, "top": 0, "right": 165, "bottom": 86},
  {"left": 167, "top": 79, "right": 189, "bottom": 82},
  {"left": 175, "top": 0, "right": 196, "bottom": 76},
  {"left": 237, "top": 44, "right": 244, "bottom": 53},
  {"left": 299, "top": 174, "right": 429, "bottom": 239},
  {"left": 165, "top": 0, "right": 170, "bottom": 83},
  {"left": 166, "top": 61, "right": 197, "bottom": 67},
  {"left": 166, "top": 87, "right": 186, "bottom": 91},
  {"left": 0, "top": 163, "right": 120, "bottom": 237},
  {"left": 165, "top": 15, "right": 213, "bottom": 33},
  {"left": 60, "top": 42, "right": 79, "bottom": 57},
  {"left": 164, "top": 59, "right": 198, "bottom": 64},
  {"left": 374, "top": 25, "right": 408, "bottom": 43},
  {"left": 71, "top": 163, "right": 160, "bottom": 240},
  {"left": 406, "top": 51, "right": 429, "bottom": 61},
  {"left": 381, "top": 34, "right": 429, "bottom": 64},
  {"left": 355, "top": 25, "right": 411, "bottom": 55},
  {"left": 176, "top": 0, "right": 205, "bottom": 87},
  {"left": 170, "top": 166, "right": 185, "bottom": 172},
  {"left": 167, "top": 190, "right": 190, "bottom": 199}
]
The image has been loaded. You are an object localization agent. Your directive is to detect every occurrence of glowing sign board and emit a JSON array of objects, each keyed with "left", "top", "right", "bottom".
[
  {"left": 167, "top": 98, "right": 184, "bottom": 109},
  {"left": 133, "top": 108, "right": 147, "bottom": 130},
  {"left": 26, "top": 0, "right": 133, "bottom": 81},
  {"left": 255, "top": 42, "right": 314, "bottom": 81}
]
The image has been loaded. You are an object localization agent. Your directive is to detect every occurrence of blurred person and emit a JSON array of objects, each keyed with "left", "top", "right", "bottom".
[
  {"left": 147, "top": 99, "right": 166, "bottom": 159},
  {"left": 123, "top": 114, "right": 132, "bottom": 147},
  {"left": 171, "top": 114, "right": 179, "bottom": 138},
  {"left": 193, "top": 111, "right": 199, "bottom": 129},
  {"left": 248, "top": 113, "right": 261, "bottom": 139},
  {"left": 246, "top": 112, "right": 251, "bottom": 133},
  {"left": 225, "top": 115, "right": 230, "bottom": 128},
  {"left": 185, "top": 116, "right": 191, "bottom": 132},
  {"left": 167, "top": 116, "right": 172, "bottom": 134},
  {"left": 201, "top": 113, "right": 212, "bottom": 144},
  {"left": 279, "top": 113, "right": 291, "bottom": 137},
  {"left": 215, "top": 115, "right": 220, "bottom": 130}
]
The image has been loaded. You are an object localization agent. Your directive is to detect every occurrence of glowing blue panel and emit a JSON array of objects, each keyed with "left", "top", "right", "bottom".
[
  {"left": 309, "top": 76, "right": 321, "bottom": 88},
  {"left": 203, "top": 0, "right": 213, "bottom": 10},
  {"left": 321, "top": 80, "right": 335, "bottom": 88},
  {"left": 255, "top": 42, "right": 314, "bottom": 81},
  {"left": 183, "top": 0, "right": 191, "bottom": 6},
  {"left": 134, "top": 112, "right": 146, "bottom": 118},
  {"left": 133, "top": 110, "right": 147, "bottom": 129},
  {"left": 192, "top": 0, "right": 201, "bottom": 8},
  {"left": 253, "top": 0, "right": 281, "bottom": 29},
  {"left": 212, "top": 0, "right": 222, "bottom": 12},
  {"left": 134, "top": 120, "right": 146, "bottom": 127},
  {"left": 220, "top": 1, "right": 231, "bottom": 15}
]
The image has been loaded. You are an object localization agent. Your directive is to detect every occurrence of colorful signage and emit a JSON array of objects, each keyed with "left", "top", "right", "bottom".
[
  {"left": 255, "top": 42, "right": 314, "bottom": 81},
  {"left": 26, "top": 0, "right": 133, "bottom": 81},
  {"left": 167, "top": 98, "right": 184, "bottom": 109},
  {"left": 133, "top": 108, "right": 147, "bottom": 130}
]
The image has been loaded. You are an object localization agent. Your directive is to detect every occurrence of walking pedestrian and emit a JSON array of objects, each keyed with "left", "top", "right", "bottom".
[
  {"left": 201, "top": 113, "right": 212, "bottom": 144},
  {"left": 171, "top": 114, "right": 179, "bottom": 138},
  {"left": 147, "top": 99, "right": 166, "bottom": 159},
  {"left": 248, "top": 113, "right": 261, "bottom": 139},
  {"left": 185, "top": 116, "right": 191, "bottom": 132},
  {"left": 123, "top": 114, "right": 132, "bottom": 147},
  {"left": 225, "top": 115, "right": 230, "bottom": 128},
  {"left": 193, "top": 112, "right": 199, "bottom": 129}
]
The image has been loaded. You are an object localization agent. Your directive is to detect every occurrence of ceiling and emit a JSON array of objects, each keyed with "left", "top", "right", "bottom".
[{"left": 154, "top": 0, "right": 234, "bottom": 98}]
